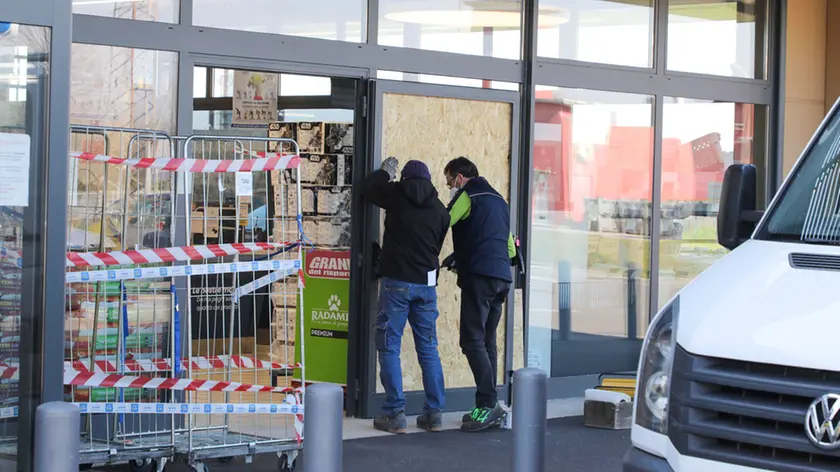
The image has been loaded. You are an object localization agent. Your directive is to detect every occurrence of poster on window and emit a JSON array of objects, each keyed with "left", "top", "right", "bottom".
[{"left": 232, "top": 71, "right": 278, "bottom": 128}]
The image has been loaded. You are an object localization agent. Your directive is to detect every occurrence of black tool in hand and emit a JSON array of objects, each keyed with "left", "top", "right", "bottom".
[{"left": 442, "top": 253, "right": 457, "bottom": 273}]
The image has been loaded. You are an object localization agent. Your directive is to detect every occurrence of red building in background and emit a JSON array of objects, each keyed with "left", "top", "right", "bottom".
[{"left": 532, "top": 91, "right": 754, "bottom": 224}]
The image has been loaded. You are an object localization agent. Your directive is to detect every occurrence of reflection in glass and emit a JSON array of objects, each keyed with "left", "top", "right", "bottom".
[
  {"left": 658, "top": 99, "right": 763, "bottom": 307},
  {"left": 0, "top": 22, "right": 51, "bottom": 465},
  {"left": 70, "top": 44, "right": 178, "bottom": 132},
  {"left": 212, "top": 68, "right": 233, "bottom": 98},
  {"left": 72, "top": 0, "right": 179, "bottom": 23},
  {"left": 528, "top": 87, "right": 653, "bottom": 377},
  {"left": 667, "top": 0, "right": 768, "bottom": 79},
  {"left": 378, "top": 0, "right": 532, "bottom": 59},
  {"left": 537, "top": 0, "right": 653, "bottom": 68},
  {"left": 376, "top": 70, "right": 519, "bottom": 91},
  {"left": 194, "top": 67, "right": 207, "bottom": 98},
  {"left": 193, "top": 0, "right": 365, "bottom": 42}
]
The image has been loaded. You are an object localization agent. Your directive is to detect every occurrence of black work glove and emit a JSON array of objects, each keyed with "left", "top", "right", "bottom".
[{"left": 442, "top": 253, "right": 457, "bottom": 273}]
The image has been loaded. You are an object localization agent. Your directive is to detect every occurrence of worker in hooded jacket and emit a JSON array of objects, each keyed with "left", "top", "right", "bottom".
[{"left": 363, "top": 157, "right": 450, "bottom": 434}]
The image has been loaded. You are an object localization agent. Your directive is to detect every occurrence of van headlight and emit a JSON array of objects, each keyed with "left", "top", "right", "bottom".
[{"left": 635, "top": 298, "right": 679, "bottom": 434}]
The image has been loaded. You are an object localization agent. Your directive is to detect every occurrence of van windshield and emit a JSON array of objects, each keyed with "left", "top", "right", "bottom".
[{"left": 759, "top": 109, "right": 840, "bottom": 244}]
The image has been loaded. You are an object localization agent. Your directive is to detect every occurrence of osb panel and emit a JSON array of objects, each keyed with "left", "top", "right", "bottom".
[{"left": 375, "top": 93, "right": 512, "bottom": 394}]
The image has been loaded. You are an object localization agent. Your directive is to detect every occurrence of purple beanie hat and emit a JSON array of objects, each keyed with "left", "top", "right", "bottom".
[{"left": 400, "top": 160, "right": 432, "bottom": 181}]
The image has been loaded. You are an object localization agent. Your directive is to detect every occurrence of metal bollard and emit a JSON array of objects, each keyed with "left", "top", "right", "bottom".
[
  {"left": 34, "top": 402, "right": 80, "bottom": 472},
  {"left": 512, "top": 368, "right": 548, "bottom": 472},
  {"left": 304, "top": 383, "right": 344, "bottom": 472},
  {"left": 626, "top": 262, "right": 638, "bottom": 340}
]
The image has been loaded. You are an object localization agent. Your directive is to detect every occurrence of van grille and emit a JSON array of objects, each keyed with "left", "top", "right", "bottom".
[
  {"left": 789, "top": 252, "right": 840, "bottom": 271},
  {"left": 668, "top": 346, "right": 840, "bottom": 471}
]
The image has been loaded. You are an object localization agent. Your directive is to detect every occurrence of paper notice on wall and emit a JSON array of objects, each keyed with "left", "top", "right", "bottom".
[
  {"left": 232, "top": 71, "right": 278, "bottom": 128},
  {"left": 235, "top": 172, "right": 253, "bottom": 197},
  {"left": 0, "top": 133, "right": 30, "bottom": 207}
]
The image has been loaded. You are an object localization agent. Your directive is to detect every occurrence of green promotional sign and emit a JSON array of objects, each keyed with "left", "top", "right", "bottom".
[{"left": 295, "top": 250, "right": 350, "bottom": 385}]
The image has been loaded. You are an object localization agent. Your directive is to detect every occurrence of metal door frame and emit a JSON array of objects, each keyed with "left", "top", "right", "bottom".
[
  {"left": 360, "top": 79, "right": 521, "bottom": 417},
  {"left": 179, "top": 54, "right": 374, "bottom": 418},
  {"left": 1, "top": 3, "right": 72, "bottom": 472}
]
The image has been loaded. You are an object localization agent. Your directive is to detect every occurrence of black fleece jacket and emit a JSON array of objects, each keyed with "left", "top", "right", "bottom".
[{"left": 362, "top": 170, "right": 450, "bottom": 285}]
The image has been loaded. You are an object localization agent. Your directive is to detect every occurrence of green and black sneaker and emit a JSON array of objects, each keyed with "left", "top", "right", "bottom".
[
  {"left": 460, "top": 403, "right": 506, "bottom": 432},
  {"left": 461, "top": 407, "right": 478, "bottom": 423}
]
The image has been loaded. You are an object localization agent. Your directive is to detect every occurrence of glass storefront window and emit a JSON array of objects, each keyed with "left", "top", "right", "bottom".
[
  {"left": 666, "top": 0, "right": 768, "bottom": 79},
  {"left": 376, "top": 70, "right": 519, "bottom": 91},
  {"left": 528, "top": 87, "right": 653, "bottom": 377},
  {"left": 70, "top": 44, "right": 178, "bottom": 132},
  {"left": 193, "top": 0, "right": 366, "bottom": 42},
  {"left": 378, "top": 0, "right": 523, "bottom": 59},
  {"left": 72, "top": 0, "right": 179, "bottom": 24},
  {"left": 658, "top": 98, "right": 764, "bottom": 307},
  {"left": 204, "top": 69, "right": 332, "bottom": 98},
  {"left": 536, "top": 0, "right": 653, "bottom": 68},
  {"left": 194, "top": 66, "right": 207, "bottom": 98},
  {"left": 0, "top": 22, "right": 51, "bottom": 466}
]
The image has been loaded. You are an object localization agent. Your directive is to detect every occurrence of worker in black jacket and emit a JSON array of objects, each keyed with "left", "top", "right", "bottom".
[
  {"left": 442, "top": 156, "right": 516, "bottom": 432},
  {"left": 363, "top": 157, "right": 450, "bottom": 434}
]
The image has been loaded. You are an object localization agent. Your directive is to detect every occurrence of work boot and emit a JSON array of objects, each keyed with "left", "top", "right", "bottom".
[
  {"left": 373, "top": 411, "right": 406, "bottom": 434},
  {"left": 461, "top": 403, "right": 505, "bottom": 432},
  {"left": 417, "top": 410, "right": 443, "bottom": 432}
]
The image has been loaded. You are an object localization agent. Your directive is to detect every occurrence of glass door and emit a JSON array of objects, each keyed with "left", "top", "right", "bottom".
[
  {"left": 0, "top": 22, "right": 51, "bottom": 469},
  {"left": 190, "top": 63, "right": 362, "bottom": 412},
  {"left": 359, "top": 79, "right": 521, "bottom": 417}
]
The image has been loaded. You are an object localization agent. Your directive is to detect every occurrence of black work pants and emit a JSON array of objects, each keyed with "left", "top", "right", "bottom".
[{"left": 458, "top": 274, "right": 510, "bottom": 408}]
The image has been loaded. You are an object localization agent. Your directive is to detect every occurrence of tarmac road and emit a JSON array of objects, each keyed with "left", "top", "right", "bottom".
[{"left": 102, "top": 416, "right": 631, "bottom": 472}]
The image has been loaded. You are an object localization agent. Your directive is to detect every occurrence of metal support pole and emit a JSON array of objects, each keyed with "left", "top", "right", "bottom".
[
  {"left": 626, "top": 262, "right": 638, "bottom": 340},
  {"left": 34, "top": 402, "right": 80, "bottom": 472},
  {"left": 305, "top": 383, "right": 344, "bottom": 472},
  {"left": 512, "top": 368, "right": 547, "bottom": 472}
]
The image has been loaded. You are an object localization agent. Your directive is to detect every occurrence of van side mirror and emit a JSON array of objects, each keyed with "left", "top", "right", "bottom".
[{"left": 717, "top": 164, "right": 763, "bottom": 251}]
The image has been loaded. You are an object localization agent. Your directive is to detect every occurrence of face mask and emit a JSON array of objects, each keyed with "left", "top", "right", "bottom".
[{"left": 449, "top": 187, "right": 459, "bottom": 200}]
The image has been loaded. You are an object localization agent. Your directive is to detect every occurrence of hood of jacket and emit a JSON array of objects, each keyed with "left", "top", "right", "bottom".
[{"left": 398, "top": 178, "right": 440, "bottom": 207}]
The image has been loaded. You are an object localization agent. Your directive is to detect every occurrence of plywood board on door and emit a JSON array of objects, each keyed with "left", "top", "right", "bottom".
[{"left": 375, "top": 92, "right": 513, "bottom": 394}]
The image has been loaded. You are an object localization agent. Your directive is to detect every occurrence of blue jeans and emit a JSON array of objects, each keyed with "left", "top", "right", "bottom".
[{"left": 375, "top": 277, "right": 445, "bottom": 415}]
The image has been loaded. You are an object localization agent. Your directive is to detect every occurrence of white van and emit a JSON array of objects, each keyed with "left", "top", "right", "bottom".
[{"left": 624, "top": 99, "right": 840, "bottom": 472}]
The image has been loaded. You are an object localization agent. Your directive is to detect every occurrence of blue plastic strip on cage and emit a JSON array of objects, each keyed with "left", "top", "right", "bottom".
[
  {"left": 296, "top": 215, "right": 315, "bottom": 250},
  {"left": 65, "top": 259, "right": 300, "bottom": 284},
  {"left": 76, "top": 402, "right": 303, "bottom": 415},
  {"left": 172, "top": 283, "right": 181, "bottom": 378},
  {"left": 118, "top": 281, "right": 129, "bottom": 425},
  {"left": 231, "top": 268, "right": 297, "bottom": 304}
]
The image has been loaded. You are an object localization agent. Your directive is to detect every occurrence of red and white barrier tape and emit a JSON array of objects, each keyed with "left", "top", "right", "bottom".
[
  {"left": 65, "top": 369, "right": 299, "bottom": 393},
  {"left": 70, "top": 152, "right": 300, "bottom": 172},
  {"left": 0, "top": 367, "right": 17, "bottom": 381},
  {"left": 66, "top": 241, "right": 298, "bottom": 268},
  {"left": 66, "top": 355, "right": 300, "bottom": 374}
]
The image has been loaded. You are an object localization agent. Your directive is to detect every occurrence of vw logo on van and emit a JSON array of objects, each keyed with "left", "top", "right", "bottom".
[{"left": 806, "top": 394, "right": 840, "bottom": 449}]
